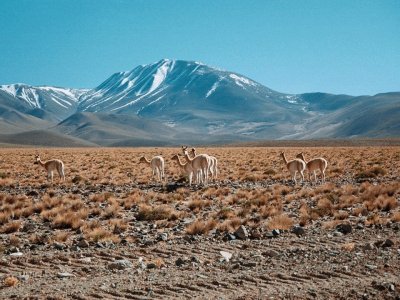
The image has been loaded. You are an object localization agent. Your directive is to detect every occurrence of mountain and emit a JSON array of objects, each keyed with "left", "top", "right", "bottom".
[
  {"left": 0, "top": 84, "right": 86, "bottom": 121},
  {"left": 0, "top": 59, "right": 399, "bottom": 146},
  {"left": 79, "top": 59, "right": 311, "bottom": 139}
]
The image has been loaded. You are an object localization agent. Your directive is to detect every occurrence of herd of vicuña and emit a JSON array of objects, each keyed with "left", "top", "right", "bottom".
[{"left": 32, "top": 148, "right": 328, "bottom": 185}]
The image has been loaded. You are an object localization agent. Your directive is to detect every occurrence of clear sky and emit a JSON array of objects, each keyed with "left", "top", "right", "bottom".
[{"left": 0, "top": 0, "right": 399, "bottom": 95}]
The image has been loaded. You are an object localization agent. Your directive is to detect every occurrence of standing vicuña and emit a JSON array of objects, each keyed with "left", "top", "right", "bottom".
[
  {"left": 191, "top": 148, "right": 218, "bottom": 180},
  {"left": 296, "top": 152, "right": 327, "bottom": 183},
  {"left": 280, "top": 152, "right": 306, "bottom": 184},
  {"left": 171, "top": 154, "right": 196, "bottom": 185},
  {"left": 34, "top": 155, "right": 65, "bottom": 182},
  {"left": 181, "top": 146, "right": 210, "bottom": 185},
  {"left": 139, "top": 155, "right": 165, "bottom": 183}
]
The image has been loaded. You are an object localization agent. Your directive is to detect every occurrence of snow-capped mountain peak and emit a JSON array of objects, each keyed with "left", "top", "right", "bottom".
[{"left": 0, "top": 83, "right": 87, "bottom": 120}]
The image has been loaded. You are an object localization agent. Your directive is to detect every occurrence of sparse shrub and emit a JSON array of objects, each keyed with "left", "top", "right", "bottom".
[
  {"left": 0, "top": 211, "right": 11, "bottom": 225},
  {"left": 315, "top": 197, "right": 334, "bottom": 217},
  {"left": 266, "top": 214, "right": 294, "bottom": 230},
  {"left": 264, "top": 168, "right": 276, "bottom": 175},
  {"left": 52, "top": 231, "right": 70, "bottom": 243},
  {"left": 321, "top": 220, "right": 341, "bottom": 229},
  {"left": 356, "top": 167, "right": 386, "bottom": 179},
  {"left": 52, "top": 211, "right": 84, "bottom": 230},
  {"left": 217, "top": 207, "right": 235, "bottom": 220},
  {"left": 188, "top": 199, "right": 212, "bottom": 211},
  {"left": 334, "top": 211, "right": 349, "bottom": 220},
  {"left": 137, "top": 204, "right": 177, "bottom": 221},
  {"left": 85, "top": 227, "right": 119, "bottom": 243},
  {"left": 186, "top": 219, "right": 217, "bottom": 235},
  {"left": 3, "top": 276, "right": 19, "bottom": 287},
  {"left": 341, "top": 242, "right": 355, "bottom": 252},
  {"left": 109, "top": 219, "right": 128, "bottom": 234},
  {"left": 71, "top": 175, "right": 84, "bottom": 184},
  {"left": 391, "top": 211, "right": 400, "bottom": 222},
  {"left": 0, "top": 172, "right": 8, "bottom": 179},
  {"left": 9, "top": 235, "right": 21, "bottom": 246},
  {"left": 0, "top": 221, "right": 22, "bottom": 234}
]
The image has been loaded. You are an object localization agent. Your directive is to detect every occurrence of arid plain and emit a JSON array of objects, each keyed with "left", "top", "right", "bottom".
[{"left": 0, "top": 146, "right": 399, "bottom": 299}]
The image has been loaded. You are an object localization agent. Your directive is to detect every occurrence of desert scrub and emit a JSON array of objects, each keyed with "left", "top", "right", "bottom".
[
  {"left": 137, "top": 204, "right": 180, "bottom": 221},
  {"left": 186, "top": 219, "right": 217, "bottom": 235},
  {"left": 356, "top": 166, "right": 386, "bottom": 179},
  {"left": 266, "top": 214, "right": 294, "bottom": 230}
]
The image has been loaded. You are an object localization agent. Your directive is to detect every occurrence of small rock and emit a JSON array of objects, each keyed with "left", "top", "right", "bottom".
[
  {"left": 26, "top": 190, "right": 39, "bottom": 197},
  {"left": 223, "top": 233, "right": 236, "bottom": 241},
  {"left": 220, "top": 251, "right": 233, "bottom": 262},
  {"left": 234, "top": 225, "right": 249, "bottom": 240},
  {"left": 175, "top": 257, "right": 186, "bottom": 267},
  {"left": 79, "top": 257, "right": 92, "bottom": 263},
  {"left": 57, "top": 272, "right": 74, "bottom": 278},
  {"left": 18, "top": 275, "right": 29, "bottom": 282},
  {"left": 336, "top": 224, "right": 352, "bottom": 235},
  {"left": 71, "top": 245, "right": 80, "bottom": 251},
  {"left": 262, "top": 249, "right": 279, "bottom": 257},
  {"left": 147, "top": 263, "right": 157, "bottom": 269},
  {"left": 365, "top": 264, "right": 377, "bottom": 270},
  {"left": 53, "top": 242, "right": 65, "bottom": 250},
  {"left": 356, "top": 224, "right": 364, "bottom": 230},
  {"left": 362, "top": 243, "right": 376, "bottom": 251},
  {"left": 108, "top": 259, "right": 133, "bottom": 270},
  {"left": 77, "top": 239, "right": 89, "bottom": 248},
  {"left": 272, "top": 229, "right": 280, "bottom": 236},
  {"left": 381, "top": 239, "right": 394, "bottom": 248},
  {"left": 249, "top": 228, "right": 262, "bottom": 239},
  {"left": 191, "top": 256, "right": 201, "bottom": 264},
  {"left": 333, "top": 231, "right": 344, "bottom": 237},
  {"left": 21, "top": 223, "right": 36, "bottom": 232},
  {"left": 138, "top": 257, "right": 146, "bottom": 269},
  {"left": 158, "top": 233, "right": 168, "bottom": 241},
  {"left": 9, "top": 252, "right": 23, "bottom": 257},
  {"left": 291, "top": 226, "right": 305, "bottom": 236},
  {"left": 241, "top": 261, "right": 257, "bottom": 267}
]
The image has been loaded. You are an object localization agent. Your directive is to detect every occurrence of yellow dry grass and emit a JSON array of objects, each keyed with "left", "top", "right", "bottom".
[{"left": 0, "top": 146, "right": 398, "bottom": 238}]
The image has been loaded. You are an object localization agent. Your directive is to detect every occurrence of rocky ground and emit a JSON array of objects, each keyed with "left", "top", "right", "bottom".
[{"left": 1, "top": 181, "right": 399, "bottom": 300}]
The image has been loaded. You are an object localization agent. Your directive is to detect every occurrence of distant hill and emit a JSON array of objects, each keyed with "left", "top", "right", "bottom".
[
  {"left": 0, "top": 130, "right": 97, "bottom": 147},
  {"left": 0, "top": 59, "right": 399, "bottom": 146}
]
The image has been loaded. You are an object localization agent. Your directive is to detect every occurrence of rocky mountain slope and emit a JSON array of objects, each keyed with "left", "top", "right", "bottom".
[{"left": 0, "top": 59, "right": 398, "bottom": 146}]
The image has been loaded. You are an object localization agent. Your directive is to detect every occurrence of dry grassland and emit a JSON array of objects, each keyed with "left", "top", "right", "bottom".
[{"left": 0, "top": 146, "right": 399, "bottom": 299}]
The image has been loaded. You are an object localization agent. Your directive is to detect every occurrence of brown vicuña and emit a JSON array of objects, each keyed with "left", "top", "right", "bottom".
[
  {"left": 296, "top": 152, "right": 328, "bottom": 183},
  {"left": 34, "top": 155, "right": 65, "bottom": 182},
  {"left": 139, "top": 155, "right": 165, "bottom": 182},
  {"left": 280, "top": 152, "right": 306, "bottom": 184}
]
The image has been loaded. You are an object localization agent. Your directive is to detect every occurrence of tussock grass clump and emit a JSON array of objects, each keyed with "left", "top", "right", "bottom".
[
  {"left": 391, "top": 211, "right": 400, "bottom": 222},
  {"left": 3, "top": 276, "right": 19, "bottom": 287},
  {"left": 217, "top": 207, "right": 236, "bottom": 220},
  {"left": 186, "top": 219, "right": 217, "bottom": 235},
  {"left": 85, "top": 227, "right": 120, "bottom": 243},
  {"left": 137, "top": 204, "right": 179, "bottom": 221},
  {"left": 217, "top": 217, "right": 242, "bottom": 232},
  {"left": 188, "top": 199, "right": 212, "bottom": 211},
  {"left": 356, "top": 166, "right": 386, "bottom": 179},
  {"left": 52, "top": 211, "right": 85, "bottom": 230},
  {"left": 109, "top": 218, "right": 129, "bottom": 234},
  {"left": 0, "top": 221, "right": 22, "bottom": 234},
  {"left": 266, "top": 214, "right": 294, "bottom": 230},
  {"left": 52, "top": 231, "right": 71, "bottom": 243}
]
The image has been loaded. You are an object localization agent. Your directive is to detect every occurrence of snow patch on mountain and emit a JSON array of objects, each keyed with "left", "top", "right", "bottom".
[{"left": 229, "top": 74, "right": 256, "bottom": 87}]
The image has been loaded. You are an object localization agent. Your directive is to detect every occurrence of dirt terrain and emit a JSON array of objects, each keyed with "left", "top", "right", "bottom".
[{"left": 0, "top": 146, "right": 399, "bottom": 299}]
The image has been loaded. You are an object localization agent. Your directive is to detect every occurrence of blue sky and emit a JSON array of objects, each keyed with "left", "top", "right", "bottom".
[{"left": 0, "top": 0, "right": 399, "bottom": 95}]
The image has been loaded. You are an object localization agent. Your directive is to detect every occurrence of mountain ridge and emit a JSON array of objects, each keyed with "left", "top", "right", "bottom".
[{"left": 0, "top": 59, "right": 399, "bottom": 146}]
